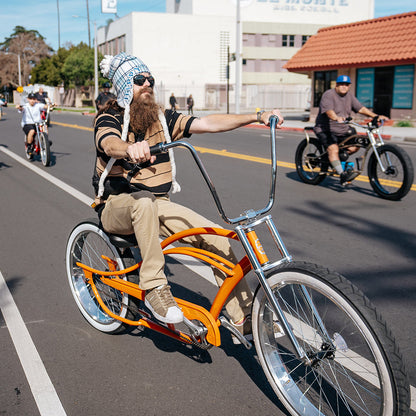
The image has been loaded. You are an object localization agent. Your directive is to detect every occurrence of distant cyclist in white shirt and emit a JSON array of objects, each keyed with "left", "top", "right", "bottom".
[{"left": 18, "top": 93, "right": 47, "bottom": 155}]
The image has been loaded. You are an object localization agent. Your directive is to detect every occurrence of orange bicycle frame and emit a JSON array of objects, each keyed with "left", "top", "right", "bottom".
[{"left": 75, "top": 226, "right": 265, "bottom": 348}]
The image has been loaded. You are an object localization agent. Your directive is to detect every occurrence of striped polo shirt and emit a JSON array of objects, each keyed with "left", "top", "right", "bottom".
[{"left": 93, "top": 108, "right": 195, "bottom": 205}]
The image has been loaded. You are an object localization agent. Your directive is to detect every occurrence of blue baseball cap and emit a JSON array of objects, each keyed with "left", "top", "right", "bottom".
[{"left": 336, "top": 75, "right": 351, "bottom": 84}]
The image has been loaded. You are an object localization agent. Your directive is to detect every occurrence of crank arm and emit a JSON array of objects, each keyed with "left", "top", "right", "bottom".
[{"left": 219, "top": 316, "right": 252, "bottom": 349}]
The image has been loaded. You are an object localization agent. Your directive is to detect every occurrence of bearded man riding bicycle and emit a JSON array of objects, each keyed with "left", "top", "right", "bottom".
[
  {"left": 313, "top": 75, "right": 388, "bottom": 186},
  {"left": 92, "top": 52, "right": 283, "bottom": 334}
]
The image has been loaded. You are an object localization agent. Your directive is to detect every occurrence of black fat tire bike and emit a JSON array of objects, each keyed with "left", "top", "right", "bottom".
[{"left": 295, "top": 117, "right": 414, "bottom": 200}]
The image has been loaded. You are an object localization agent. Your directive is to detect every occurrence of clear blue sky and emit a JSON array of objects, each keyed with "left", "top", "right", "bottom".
[{"left": 1, "top": 0, "right": 415, "bottom": 52}]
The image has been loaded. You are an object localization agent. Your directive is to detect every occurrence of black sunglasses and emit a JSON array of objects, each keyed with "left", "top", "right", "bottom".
[{"left": 133, "top": 74, "right": 155, "bottom": 88}]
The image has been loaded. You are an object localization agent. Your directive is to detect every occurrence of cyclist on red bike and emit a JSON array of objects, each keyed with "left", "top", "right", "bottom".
[
  {"left": 18, "top": 93, "right": 47, "bottom": 156},
  {"left": 314, "top": 75, "right": 388, "bottom": 185}
]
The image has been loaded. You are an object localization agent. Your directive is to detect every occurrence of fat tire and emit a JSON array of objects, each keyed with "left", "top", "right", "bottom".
[
  {"left": 368, "top": 144, "right": 414, "bottom": 200},
  {"left": 295, "top": 138, "right": 328, "bottom": 185},
  {"left": 252, "top": 261, "right": 410, "bottom": 416}
]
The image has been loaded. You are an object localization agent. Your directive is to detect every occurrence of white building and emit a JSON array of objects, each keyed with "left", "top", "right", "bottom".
[{"left": 97, "top": 0, "right": 374, "bottom": 111}]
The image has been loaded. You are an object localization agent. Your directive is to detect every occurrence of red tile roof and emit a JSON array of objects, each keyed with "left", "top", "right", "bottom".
[{"left": 285, "top": 12, "right": 416, "bottom": 72}]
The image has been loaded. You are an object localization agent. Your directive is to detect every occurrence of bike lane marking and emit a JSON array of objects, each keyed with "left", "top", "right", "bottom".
[
  {"left": 2, "top": 144, "right": 415, "bottom": 412},
  {"left": 0, "top": 270, "right": 67, "bottom": 416},
  {"left": 0, "top": 145, "right": 93, "bottom": 206},
  {"left": 52, "top": 121, "right": 416, "bottom": 192}
]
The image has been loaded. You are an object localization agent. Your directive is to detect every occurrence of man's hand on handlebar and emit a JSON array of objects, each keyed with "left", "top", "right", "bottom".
[
  {"left": 261, "top": 109, "right": 284, "bottom": 128},
  {"left": 127, "top": 141, "right": 157, "bottom": 165}
]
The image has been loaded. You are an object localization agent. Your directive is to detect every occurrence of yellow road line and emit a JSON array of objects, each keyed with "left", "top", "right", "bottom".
[
  {"left": 53, "top": 121, "right": 93, "bottom": 131},
  {"left": 52, "top": 121, "right": 416, "bottom": 192}
]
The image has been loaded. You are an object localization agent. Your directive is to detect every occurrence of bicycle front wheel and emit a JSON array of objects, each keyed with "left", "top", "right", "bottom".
[
  {"left": 66, "top": 219, "right": 138, "bottom": 334},
  {"left": 252, "top": 261, "right": 409, "bottom": 416},
  {"left": 39, "top": 132, "right": 51, "bottom": 166},
  {"left": 295, "top": 138, "right": 328, "bottom": 185},
  {"left": 368, "top": 144, "right": 414, "bottom": 200}
]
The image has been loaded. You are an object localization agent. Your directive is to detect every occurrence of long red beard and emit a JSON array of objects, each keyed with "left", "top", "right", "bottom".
[{"left": 129, "top": 89, "right": 160, "bottom": 133}]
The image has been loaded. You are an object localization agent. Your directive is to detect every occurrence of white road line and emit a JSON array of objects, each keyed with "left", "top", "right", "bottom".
[
  {"left": 1, "top": 145, "right": 415, "bottom": 412},
  {"left": 0, "top": 271, "right": 67, "bottom": 415},
  {"left": 0, "top": 146, "right": 93, "bottom": 206}
]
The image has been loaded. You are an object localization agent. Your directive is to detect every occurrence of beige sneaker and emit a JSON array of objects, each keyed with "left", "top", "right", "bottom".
[{"left": 145, "top": 284, "right": 184, "bottom": 324}]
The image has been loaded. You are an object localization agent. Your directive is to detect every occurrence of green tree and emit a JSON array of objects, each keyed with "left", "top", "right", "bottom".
[
  {"left": 61, "top": 43, "right": 96, "bottom": 87},
  {"left": 31, "top": 47, "right": 71, "bottom": 86}
]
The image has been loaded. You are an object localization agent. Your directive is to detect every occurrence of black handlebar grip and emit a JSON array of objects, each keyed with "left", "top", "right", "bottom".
[{"left": 149, "top": 143, "right": 164, "bottom": 155}]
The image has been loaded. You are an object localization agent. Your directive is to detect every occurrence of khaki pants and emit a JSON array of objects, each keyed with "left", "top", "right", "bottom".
[{"left": 101, "top": 191, "right": 252, "bottom": 322}]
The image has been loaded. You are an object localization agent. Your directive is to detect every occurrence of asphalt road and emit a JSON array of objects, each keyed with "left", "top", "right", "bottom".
[{"left": 1, "top": 107, "right": 415, "bottom": 415}]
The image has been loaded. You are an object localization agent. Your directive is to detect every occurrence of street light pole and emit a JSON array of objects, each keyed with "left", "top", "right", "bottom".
[
  {"left": 72, "top": 15, "right": 98, "bottom": 107},
  {"left": 16, "top": 54, "right": 21, "bottom": 87}
]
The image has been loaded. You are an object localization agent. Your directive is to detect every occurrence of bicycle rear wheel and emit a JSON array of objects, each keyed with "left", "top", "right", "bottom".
[
  {"left": 368, "top": 144, "right": 414, "bottom": 200},
  {"left": 252, "top": 261, "right": 409, "bottom": 416},
  {"left": 66, "top": 219, "right": 139, "bottom": 334},
  {"left": 39, "top": 132, "right": 51, "bottom": 166},
  {"left": 295, "top": 138, "right": 328, "bottom": 185}
]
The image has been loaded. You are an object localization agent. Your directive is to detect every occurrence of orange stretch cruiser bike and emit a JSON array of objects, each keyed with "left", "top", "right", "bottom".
[{"left": 66, "top": 116, "right": 410, "bottom": 416}]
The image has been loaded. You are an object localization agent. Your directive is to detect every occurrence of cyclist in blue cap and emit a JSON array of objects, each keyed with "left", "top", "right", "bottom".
[{"left": 314, "top": 75, "right": 388, "bottom": 185}]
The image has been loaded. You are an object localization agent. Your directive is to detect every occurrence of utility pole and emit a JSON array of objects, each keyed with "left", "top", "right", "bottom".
[
  {"left": 57, "top": 0, "right": 61, "bottom": 49},
  {"left": 86, "top": 0, "right": 91, "bottom": 48},
  {"left": 94, "top": 21, "right": 98, "bottom": 102}
]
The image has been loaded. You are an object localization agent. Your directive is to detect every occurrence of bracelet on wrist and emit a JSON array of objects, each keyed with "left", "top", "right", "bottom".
[{"left": 257, "top": 110, "right": 265, "bottom": 123}]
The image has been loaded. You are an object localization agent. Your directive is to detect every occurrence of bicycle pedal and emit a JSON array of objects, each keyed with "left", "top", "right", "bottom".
[{"left": 219, "top": 316, "right": 252, "bottom": 349}]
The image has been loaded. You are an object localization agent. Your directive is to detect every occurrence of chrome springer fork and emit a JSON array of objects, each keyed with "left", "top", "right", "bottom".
[{"left": 234, "top": 213, "right": 332, "bottom": 365}]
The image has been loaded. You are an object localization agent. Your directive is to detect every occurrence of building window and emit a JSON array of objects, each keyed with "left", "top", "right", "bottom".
[
  {"left": 313, "top": 70, "right": 337, "bottom": 107},
  {"left": 392, "top": 65, "right": 414, "bottom": 109},
  {"left": 282, "top": 35, "right": 295, "bottom": 47},
  {"left": 98, "top": 35, "right": 126, "bottom": 57},
  {"left": 220, "top": 31, "right": 230, "bottom": 82},
  {"left": 302, "top": 35, "right": 310, "bottom": 46}
]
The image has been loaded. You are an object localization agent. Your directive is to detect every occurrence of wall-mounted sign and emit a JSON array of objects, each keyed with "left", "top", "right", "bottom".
[
  {"left": 356, "top": 68, "right": 374, "bottom": 108},
  {"left": 393, "top": 65, "right": 414, "bottom": 109},
  {"left": 102, "top": 0, "right": 117, "bottom": 14}
]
